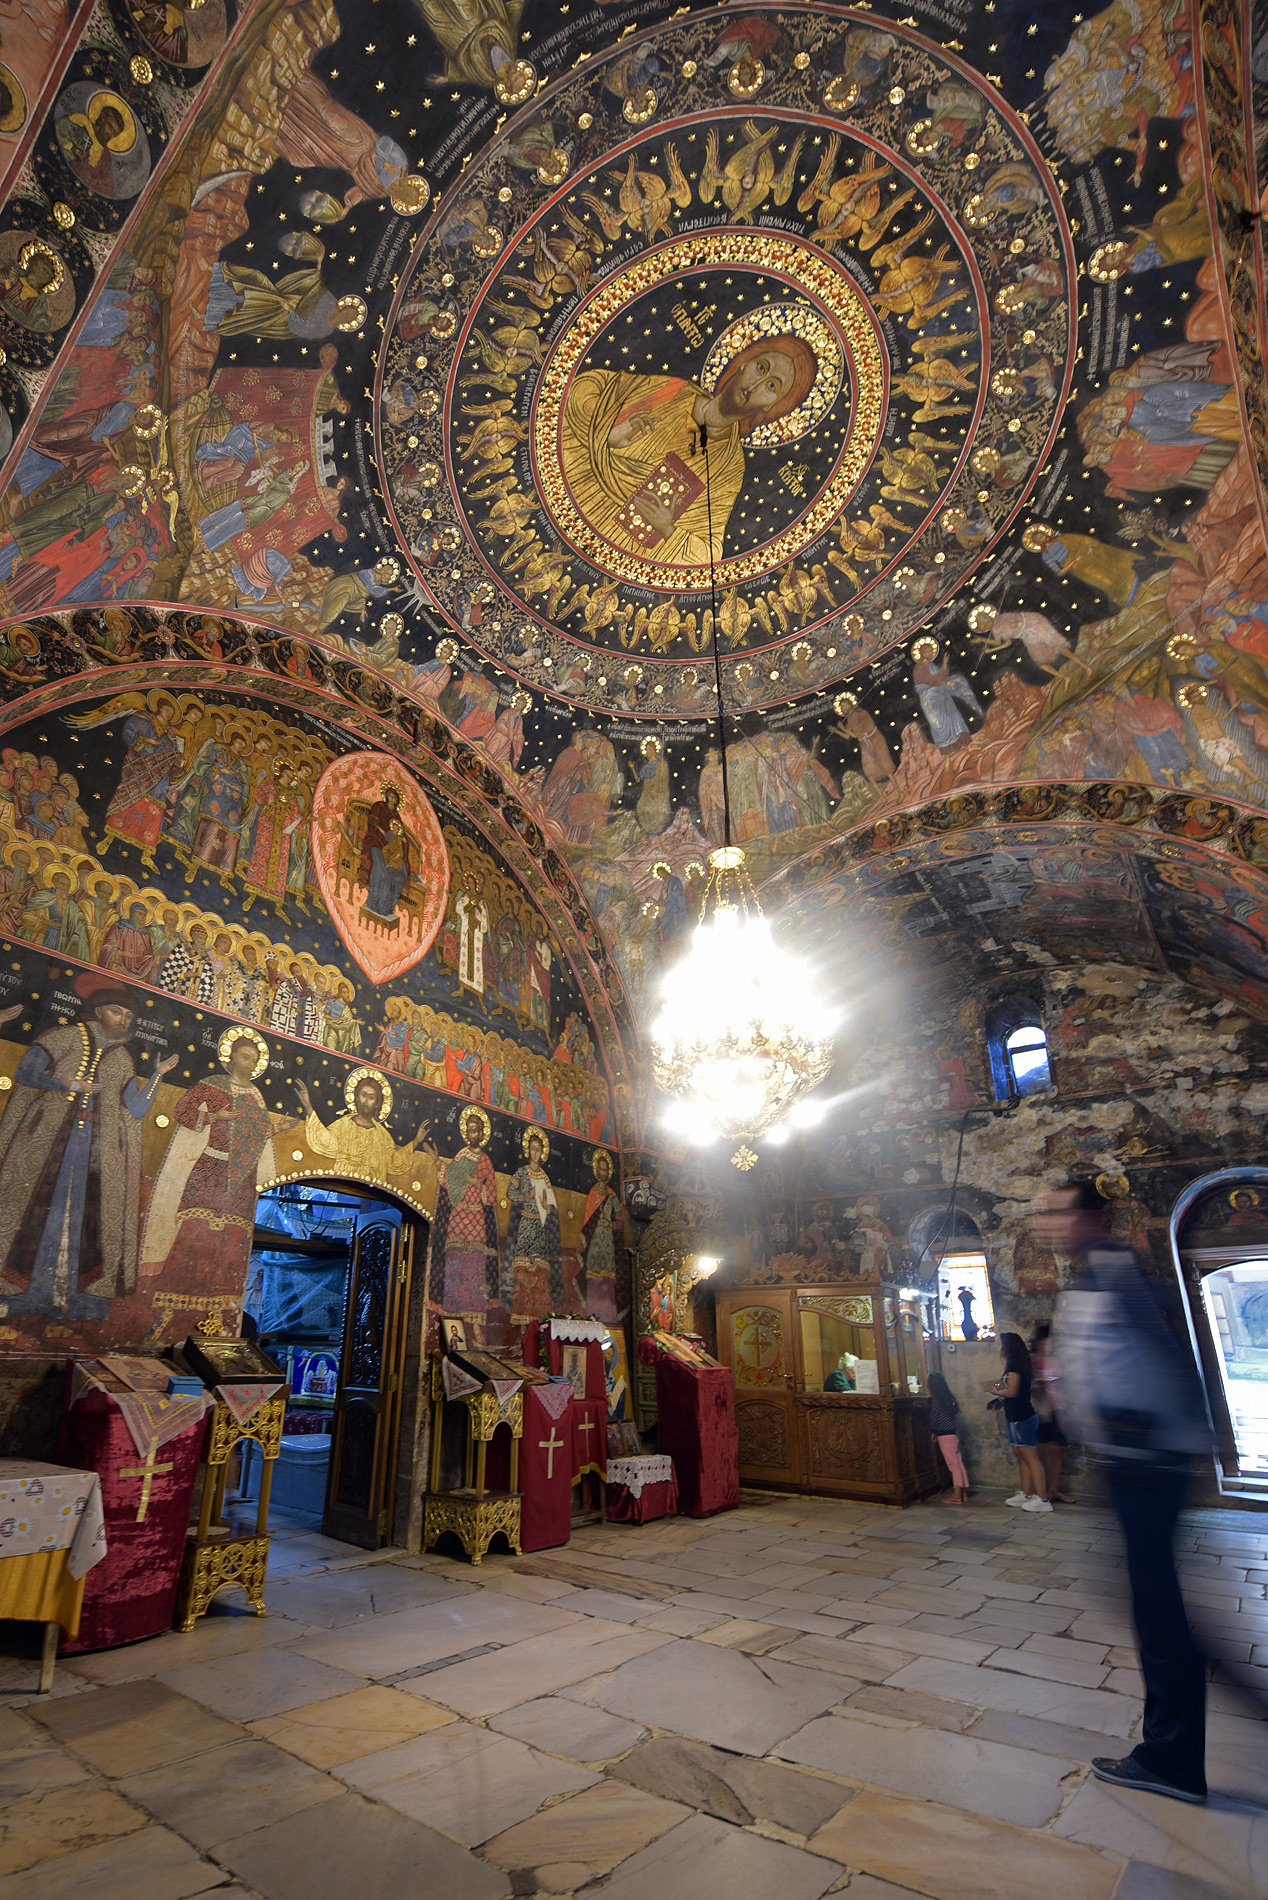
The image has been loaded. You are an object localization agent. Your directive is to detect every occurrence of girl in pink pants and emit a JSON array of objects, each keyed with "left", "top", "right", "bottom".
[{"left": 928, "top": 1371, "right": 969, "bottom": 1503}]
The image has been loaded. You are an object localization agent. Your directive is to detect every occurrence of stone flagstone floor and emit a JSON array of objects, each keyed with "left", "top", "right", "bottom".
[{"left": 2, "top": 1490, "right": 1267, "bottom": 1900}]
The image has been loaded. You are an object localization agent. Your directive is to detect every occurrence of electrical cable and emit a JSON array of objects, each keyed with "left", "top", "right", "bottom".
[{"left": 700, "top": 424, "right": 732, "bottom": 849}]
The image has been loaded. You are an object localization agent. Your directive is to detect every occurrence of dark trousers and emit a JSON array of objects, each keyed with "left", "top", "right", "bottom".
[{"left": 1106, "top": 1456, "right": 1206, "bottom": 1794}]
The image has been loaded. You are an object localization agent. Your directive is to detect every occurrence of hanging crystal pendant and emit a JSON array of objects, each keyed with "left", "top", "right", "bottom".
[{"left": 649, "top": 846, "right": 836, "bottom": 1165}]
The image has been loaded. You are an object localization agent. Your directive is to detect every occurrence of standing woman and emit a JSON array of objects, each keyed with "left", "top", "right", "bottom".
[
  {"left": 1030, "top": 1321, "right": 1073, "bottom": 1504},
  {"left": 987, "top": 1332, "right": 1051, "bottom": 1513},
  {"left": 928, "top": 1371, "right": 969, "bottom": 1504}
]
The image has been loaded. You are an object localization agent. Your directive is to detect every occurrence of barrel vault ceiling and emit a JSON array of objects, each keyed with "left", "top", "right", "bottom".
[{"left": 1, "top": 0, "right": 1266, "bottom": 1143}]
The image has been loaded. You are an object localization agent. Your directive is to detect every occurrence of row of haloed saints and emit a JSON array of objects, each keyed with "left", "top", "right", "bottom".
[{"left": 0, "top": 975, "right": 626, "bottom": 1336}]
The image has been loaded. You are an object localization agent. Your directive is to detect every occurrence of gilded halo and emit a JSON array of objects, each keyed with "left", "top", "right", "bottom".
[
  {"left": 591, "top": 1146, "right": 614, "bottom": 1179},
  {"left": 218, "top": 1025, "right": 270, "bottom": 1080},
  {"left": 701, "top": 301, "right": 846, "bottom": 451},
  {"left": 344, "top": 1066, "right": 393, "bottom": 1119},
  {"left": 522, "top": 1126, "right": 550, "bottom": 1161},
  {"left": 459, "top": 1103, "right": 492, "bottom": 1148}
]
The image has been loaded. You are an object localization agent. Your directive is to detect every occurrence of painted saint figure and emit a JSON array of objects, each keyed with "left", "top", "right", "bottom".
[
  {"left": 912, "top": 639, "right": 983, "bottom": 750},
  {"left": 504, "top": 1127, "right": 563, "bottom": 1323},
  {"left": 95, "top": 699, "right": 183, "bottom": 866},
  {"left": 580, "top": 1146, "right": 626, "bottom": 1324},
  {"left": 296, "top": 1067, "right": 428, "bottom": 1182},
  {"left": 139, "top": 1029, "right": 275, "bottom": 1296},
  {"left": 560, "top": 329, "right": 818, "bottom": 566},
  {"left": 425, "top": 1106, "right": 500, "bottom": 1322},
  {"left": 356, "top": 780, "right": 414, "bottom": 923},
  {"left": 0, "top": 975, "right": 176, "bottom": 1317}
]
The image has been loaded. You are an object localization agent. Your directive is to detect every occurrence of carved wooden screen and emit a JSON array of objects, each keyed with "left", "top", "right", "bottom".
[{"left": 324, "top": 1203, "right": 415, "bottom": 1548}]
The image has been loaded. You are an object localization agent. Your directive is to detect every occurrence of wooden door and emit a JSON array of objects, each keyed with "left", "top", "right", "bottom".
[
  {"left": 324, "top": 1206, "right": 414, "bottom": 1547},
  {"left": 716, "top": 1288, "right": 802, "bottom": 1486}
]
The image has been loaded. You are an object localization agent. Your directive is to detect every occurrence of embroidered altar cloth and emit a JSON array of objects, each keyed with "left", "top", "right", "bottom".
[{"left": 0, "top": 1460, "right": 106, "bottom": 1579}]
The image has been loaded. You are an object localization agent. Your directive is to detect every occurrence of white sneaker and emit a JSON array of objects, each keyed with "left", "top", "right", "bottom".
[
  {"left": 1022, "top": 1497, "right": 1054, "bottom": 1513},
  {"left": 1004, "top": 1492, "right": 1029, "bottom": 1506}
]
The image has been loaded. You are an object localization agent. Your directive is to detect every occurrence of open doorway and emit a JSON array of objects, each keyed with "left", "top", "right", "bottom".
[{"left": 240, "top": 1180, "right": 425, "bottom": 1549}]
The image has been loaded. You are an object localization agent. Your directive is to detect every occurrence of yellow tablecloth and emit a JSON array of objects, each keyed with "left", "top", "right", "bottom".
[{"left": 0, "top": 1549, "right": 86, "bottom": 1637}]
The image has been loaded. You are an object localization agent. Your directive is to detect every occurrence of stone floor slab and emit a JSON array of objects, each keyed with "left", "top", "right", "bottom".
[
  {"left": 609, "top": 1734, "right": 847, "bottom": 1835},
  {"left": 775, "top": 1710, "right": 1077, "bottom": 1827},
  {"left": 287, "top": 1593, "right": 577, "bottom": 1678},
  {"left": 344, "top": 1722, "right": 596, "bottom": 1845},
  {"left": 155, "top": 1648, "right": 366, "bottom": 1723},
  {"left": 481, "top": 1778, "right": 689, "bottom": 1891},
  {"left": 884, "top": 1657, "right": 1139, "bottom": 1736},
  {"left": 249, "top": 1684, "right": 454, "bottom": 1768},
  {"left": 1054, "top": 1780, "right": 1268, "bottom": 1897},
  {"left": 580, "top": 1811, "right": 842, "bottom": 1900},
  {"left": 408, "top": 1623, "right": 673, "bottom": 1717},
  {"left": 0, "top": 1826, "right": 225, "bottom": 1900},
  {"left": 62, "top": 1608, "right": 310, "bottom": 1688},
  {"left": 809, "top": 1787, "right": 1121, "bottom": 1900},
  {"left": 27, "top": 1680, "right": 242, "bottom": 1776},
  {"left": 264, "top": 1563, "right": 474, "bottom": 1628},
  {"left": 0, "top": 1746, "right": 89, "bottom": 1799},
  {"left": 545, "top": 1588, "right": 657, "bottom": 1623},
  {"left": 486, "top": 1697, "right": 647, "bottom": 1760},
  {"left": 213, "top": 1790, "right": 509, "bottom": 1900},
  {"left": 1113, "top": 1858, "right": 1267, "bottom": 1900},
  {"left": 581, "top": 1638, "right": 844, "bottom": 1755},
  {"left": 117, "top": 1737, "right": 338, "bottom": 1849},
  {"left": 0, "top": 1779, "right": 146, "bottom": 1877}
]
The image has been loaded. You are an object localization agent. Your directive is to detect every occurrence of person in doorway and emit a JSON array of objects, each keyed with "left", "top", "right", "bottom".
[
  {"left": 928, "top": 1370, "right": 969, "bottom": 1503},
  {"left": 1030, "top": 1320, "right": 1074, "bottom": 1504},
  {"left": 1029, "top": 1180, "right": 1212, "bottom": 1805},
  {"left": 985, "top": 1331, "right": 1050, "bottom": 1512}
]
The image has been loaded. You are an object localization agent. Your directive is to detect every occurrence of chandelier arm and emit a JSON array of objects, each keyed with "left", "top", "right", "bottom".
[{"left": 701, "top": 425, "right": 732, "bottom": 852}]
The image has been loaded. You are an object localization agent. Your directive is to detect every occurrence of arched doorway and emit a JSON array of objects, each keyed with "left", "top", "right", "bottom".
[
  {"left": 244, "top": 1177, "right": 427, "bottom": 1549},
  {"left": 1171, "top": 1166, "right": 1268, "bottom": 1499}
]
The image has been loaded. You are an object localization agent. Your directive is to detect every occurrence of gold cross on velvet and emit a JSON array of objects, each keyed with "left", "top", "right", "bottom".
[
  {"left": 576, "top": 1415, "right": 595, "bottom": 1448},
  {"left": 539, "top": 1428, "right": 564, "bottom": 1480},
  {"left": 119, "top": 1442, "right": 174, "bottom": 1522}
]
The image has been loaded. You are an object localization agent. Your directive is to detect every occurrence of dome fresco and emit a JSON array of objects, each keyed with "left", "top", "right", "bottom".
[{"left": 0, "top": 0, "right": 1263, "bottom": 1174}]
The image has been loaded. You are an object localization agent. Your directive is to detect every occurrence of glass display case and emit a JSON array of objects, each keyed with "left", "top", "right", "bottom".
[{"left": 716, "top": 1279, "right": 944, "bottom": 1504}]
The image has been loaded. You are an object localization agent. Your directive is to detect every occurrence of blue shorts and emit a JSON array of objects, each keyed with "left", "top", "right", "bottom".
[{"left": 1007, "top": 1414, "right": 1039, "bottom": 1448}]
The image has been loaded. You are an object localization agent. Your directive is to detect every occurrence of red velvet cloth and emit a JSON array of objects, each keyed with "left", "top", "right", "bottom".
[
  {"left": 640, "top": 1338, "right": 739, "bottom": 1518},
  {"left": 571, "top": 1396, "right": 607, "bottom": 1479},
  {"left": 523, "top": 1323, "right": 606, "bottom": 1398},
  {"left": 606, "top": 1472, "right": 678, "bottom": 1524},
  {"left": 55, "top": 1377, "right": 208, "bottom": 1652},
  {"left": 518, "top": 1385, "right": 574, "bottom": 1552}
]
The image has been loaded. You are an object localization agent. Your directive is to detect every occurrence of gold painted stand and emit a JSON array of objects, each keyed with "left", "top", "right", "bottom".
[
  {"left": 422, "top": 1359, "right": 523, "bottom": 1564},
  {"left": 175, "top": 1395, "right": 286, "bottom": 1630}
]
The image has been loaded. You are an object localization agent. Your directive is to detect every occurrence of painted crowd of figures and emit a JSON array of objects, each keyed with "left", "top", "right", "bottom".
[
  {"left": 0, "top": 972, "right": 621, "bottom": 1345},
  {"left": 430, "top": 1112, "right": 627, "bottom": 1335},
  {"left": 0, "top": 817, "right": 612, "bottom": 1141}
]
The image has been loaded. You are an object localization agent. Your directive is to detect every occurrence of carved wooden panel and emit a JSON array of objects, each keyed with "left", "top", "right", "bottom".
[
  {"left": 347, "top": 1223, "right": 393, "bottom": 1388},
  {"left": 804, "top": 1401, "right": 886, "bottom": 1484},
  {"left": 732, "top": 1305, "right": 786, "bottom": 1388},
  {"left": 335, "top": 1400, "right": 379, "bottom": 1509},
  {"left": 736, "top": 1399, "right": 788, "bottom": 1469}
]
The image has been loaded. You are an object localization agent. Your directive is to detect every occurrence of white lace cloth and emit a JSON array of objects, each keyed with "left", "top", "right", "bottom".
[
  {"left": 606, "top": 1454, "right": 673, "bottom": 1498},
  {"left": 548, "top": 1317, "right": 608, "bottom": 1342},
  {"left": 0, "top": 1459, "right": 107, "bottom": 1579}
]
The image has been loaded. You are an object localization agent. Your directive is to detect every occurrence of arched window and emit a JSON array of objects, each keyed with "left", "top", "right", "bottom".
[
  {"left": 1004, "top": 1024, "right": 1053, "bottom": 1097},
  {"left": 986, "top": 1000, "right": 1053, "bottom": 1101}
]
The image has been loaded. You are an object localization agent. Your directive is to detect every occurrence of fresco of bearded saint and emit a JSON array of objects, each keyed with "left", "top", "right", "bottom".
[{"left": 560, "top": 333, "right": 817, "bottom": 568}]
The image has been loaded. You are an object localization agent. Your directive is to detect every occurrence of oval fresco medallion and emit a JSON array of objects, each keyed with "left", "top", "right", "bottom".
[
  {"left": 310, "top": 753, "right": 451, "bottom": 984},
  {"left": 380, "top": 6, "right": 1075, "bottom": 716}
]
